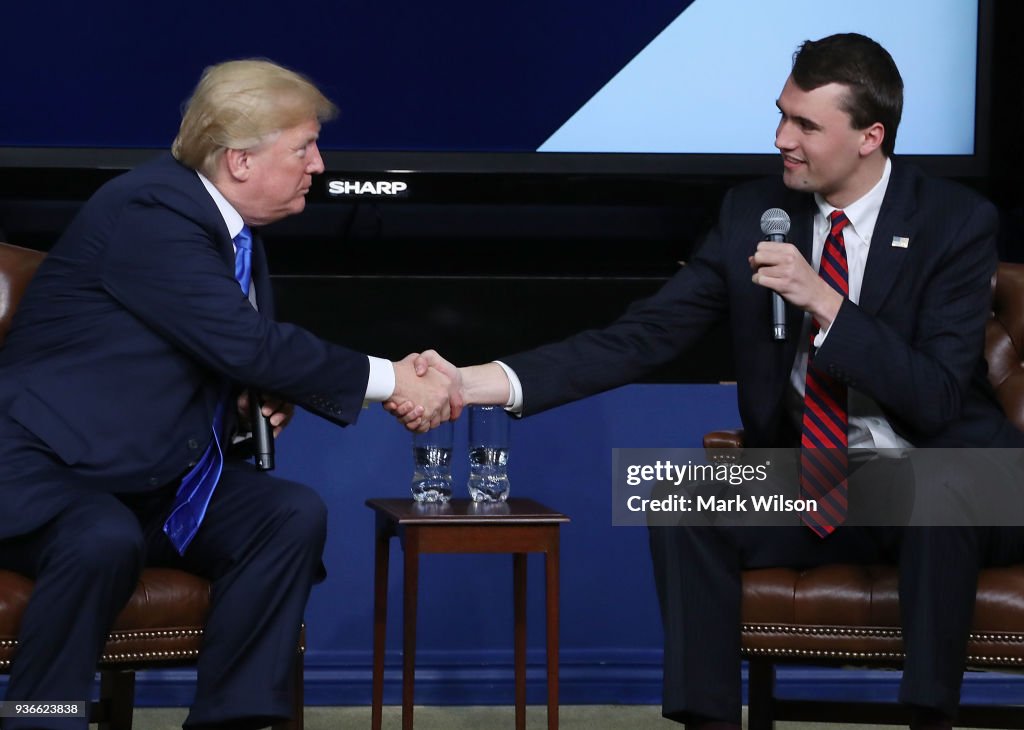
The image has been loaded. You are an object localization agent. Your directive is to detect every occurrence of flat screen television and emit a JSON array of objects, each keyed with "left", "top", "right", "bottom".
[
  {"left": 0, "top": 0, "right": 1002, "bottom": 381},
  {"left": 0, "top": 0, "right": 992, "bottom": 204}
]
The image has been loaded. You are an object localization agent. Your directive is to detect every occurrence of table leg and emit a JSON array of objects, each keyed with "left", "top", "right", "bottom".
[
  {"left": 514, "top": 553, "right": 527, "bottom": 730},
  {"left": 372, "top": 519, "right": 391, "bottom": 730},
  {"left": 403, "top": 530, "right": 420, "bottom": 730},
  {"left": 545, "top": 535, "right": 560, "bottom": 730}
]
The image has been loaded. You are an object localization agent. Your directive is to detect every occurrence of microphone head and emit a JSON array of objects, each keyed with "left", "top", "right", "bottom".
[{"left": 760, "top": 208, "right": 791, "bottom": 237}]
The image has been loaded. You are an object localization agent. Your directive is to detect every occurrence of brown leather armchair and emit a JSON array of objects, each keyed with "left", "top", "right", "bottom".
[
  {"left": 705, "top": 262, "right": 1024, "bottom": 729},
  {"left": 0, "top": 242, "right": 304, "bottom": 730}
]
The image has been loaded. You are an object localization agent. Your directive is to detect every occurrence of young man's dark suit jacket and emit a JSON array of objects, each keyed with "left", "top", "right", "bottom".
[
  {"left": 503, "top": 159, "right": 1019, "bottom": 449},
  {"left": 0, "top": 153, "right": 370, "bottom": 541},
  {"left": 501, "top": 158, "right": 1024, "bottom": 720}
]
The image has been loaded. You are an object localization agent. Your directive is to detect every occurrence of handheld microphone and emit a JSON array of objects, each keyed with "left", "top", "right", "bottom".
[
  {"left": 250, "top": 389, "right": 275, "bottom": 471},
  {"left": 759, "top": 208, "right": 792, "bottom": 341}
]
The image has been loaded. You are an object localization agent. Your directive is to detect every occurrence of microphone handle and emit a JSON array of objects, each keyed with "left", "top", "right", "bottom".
[
  {"left": 250, "top": 389, "right": 275, "bottom": 471},
  {"left": 767, "top": 232, "right": 787, "bottom": 341}
]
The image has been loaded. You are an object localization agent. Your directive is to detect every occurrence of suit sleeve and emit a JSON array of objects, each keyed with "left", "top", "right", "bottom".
[
  {"left": 813, "top": 197, "right": 998, "bottom": 436},
  {"left": 99, "top": 199, "right": 370, "bottom": 426}
]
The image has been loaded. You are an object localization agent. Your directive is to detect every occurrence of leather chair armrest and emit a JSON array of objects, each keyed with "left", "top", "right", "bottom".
[
  {"left": 703, "top": 429, "right": 745, "bottom": 449},
  {"left": 703, "top": 429, "right": 745, "bottom": 464}
]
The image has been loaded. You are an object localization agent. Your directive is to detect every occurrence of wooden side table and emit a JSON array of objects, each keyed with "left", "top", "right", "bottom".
[{"left": 367, "top": 498, "right": 569, "bottom": 730}]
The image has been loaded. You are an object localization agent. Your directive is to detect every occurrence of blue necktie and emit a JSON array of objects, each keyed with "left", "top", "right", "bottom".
[
  {"left": 163, "top": 226, "right": 253, "bottom": 554},
  {"left": 233, "top": 225, "right": 253, "bottom": 297}
]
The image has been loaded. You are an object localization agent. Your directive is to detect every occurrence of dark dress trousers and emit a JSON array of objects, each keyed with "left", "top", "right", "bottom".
[
  {"left": 0, "top": 154, "right": 370, "bottom": 729},
  {"left": 502, "top": 161, "right": 1024, "bottom": 723}
]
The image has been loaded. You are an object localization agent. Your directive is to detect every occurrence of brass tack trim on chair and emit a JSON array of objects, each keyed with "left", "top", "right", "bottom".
[
  {"left": 102, "top": 649, "right": 202, "bottom": 662},
  {"left": 743, "top": 646, "right": 1024, "bottom": 666},
  {"left": 100, "top": 628, "right": 206, "bottom": 663},
  {"left": 744, "top": 647, "right": 907, "bottom": 660},
  {"left": 708, "top": 455, "right": 739, "bottom": 464},
  {"left": 966, "top": 633, "right": 1024, "bottom": 644},
  {"left": 743, "top": 624, "right": 1024, "bottom": 667},
  {"left": 104, "top": 628, "right": 204, "bottom": 642},
  {"left": 963, "top": 656, "right": 1024, "bottom": 665},
  {"left": 744, "top": 624, "right": 1024, "bottom": 645},
  {"left": 743, "top": 624, "right": 903, "bottom": 638}
]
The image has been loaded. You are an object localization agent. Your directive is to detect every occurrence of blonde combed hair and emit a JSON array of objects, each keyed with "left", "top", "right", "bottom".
[{"left": 172, "top": 59, "right": 337, "bottom": 177}]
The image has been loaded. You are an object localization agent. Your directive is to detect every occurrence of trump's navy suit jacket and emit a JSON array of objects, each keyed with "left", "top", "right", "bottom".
[
  {"left": 0, "top": 154, "right": 370, "bottom": 539},
  {"left": 503, "top": 161, "right": 1021, "bottom": 449}
]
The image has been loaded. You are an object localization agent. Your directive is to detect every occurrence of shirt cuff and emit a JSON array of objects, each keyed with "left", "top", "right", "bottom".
[
  {"left": 493, "top": 360, "right": 524, "bottom": 415},
  {"left": 812, "top": 320, "right": 834, "bottom": 350},
  {"left": 363, "top": 356, "right": 397, "bottom": 402}
]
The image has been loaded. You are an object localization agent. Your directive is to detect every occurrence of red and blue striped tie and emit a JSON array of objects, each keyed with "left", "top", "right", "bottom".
[{"left": 800, "top": 210, "right": 850, "bottom": 537}]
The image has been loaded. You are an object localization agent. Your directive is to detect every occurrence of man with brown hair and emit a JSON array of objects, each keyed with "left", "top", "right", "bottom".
[{"left": 398, "top": 34, "right": 1024, "bottom": 729}]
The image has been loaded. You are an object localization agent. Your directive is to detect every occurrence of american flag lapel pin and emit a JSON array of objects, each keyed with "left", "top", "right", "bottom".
[{"left": 891, "top": 235, "right": 910, "bottom": 249}]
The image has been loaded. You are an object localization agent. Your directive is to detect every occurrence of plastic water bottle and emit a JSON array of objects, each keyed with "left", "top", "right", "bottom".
[
  {"left": 411, "top": 421, "right": 453, "bottom": 503},
  {"left": 411, "top": 445, "right": 452, "bottom": 502},
  {"left": 467, "top": 406, "right": 510, "bottom": 502},
  {"left": 468, "top": 445, "right": 510, "bottom": 502}
]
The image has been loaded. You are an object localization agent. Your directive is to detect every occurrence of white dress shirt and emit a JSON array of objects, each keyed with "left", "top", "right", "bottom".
[{"left": 787, "top": 158, "right": 911, "bottom": 449}]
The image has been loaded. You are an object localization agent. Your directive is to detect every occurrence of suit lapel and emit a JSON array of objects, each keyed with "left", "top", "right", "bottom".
[
  {"left": 175, "top": 158, "right": 268, "bottom": 308},
  {"left": 163, "top": 154, "right": 237, "bottom": 268},
  {"left": 859, "top": 161, "right": 917, "bottom": 314},
  {"left": 251, "top": 232, "right": 274, "bottom": 314}
]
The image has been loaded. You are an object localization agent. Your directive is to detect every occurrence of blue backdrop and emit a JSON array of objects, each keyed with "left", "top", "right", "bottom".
[
  {"left": 284, "top": 382, "right": 731, "bottom": 706},
  {"left": 115, "top": 383, "right": 1023, "bottom": 707},
  {"left": 0, "top": 381, "right": 1014, "bottom": 704}
]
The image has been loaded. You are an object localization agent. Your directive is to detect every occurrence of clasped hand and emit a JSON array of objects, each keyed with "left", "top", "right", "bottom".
[
  {"left": 386, "top": 350, "right": 464, "bottom": 432},
  {"left": 749, "top": 242, "right": 843, "bottom": 329},
  {"left": 236, "top": 391, "right": 295, "bottom": 438}
]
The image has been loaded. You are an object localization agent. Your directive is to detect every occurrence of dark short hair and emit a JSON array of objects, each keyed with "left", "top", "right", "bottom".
[{"left": 791, "top": 33, "right": 903, "bottom": 157}]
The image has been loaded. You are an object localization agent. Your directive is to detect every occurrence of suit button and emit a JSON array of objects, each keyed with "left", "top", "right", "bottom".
[
  {"left": 187, "top": 460, "right": 197, "bottom": 468},
  {"left": 148, "top": 477, "right": 159, "bottom": 487},
  {"left": 187, "top": 438, "right": 199, "bottom": 450}
]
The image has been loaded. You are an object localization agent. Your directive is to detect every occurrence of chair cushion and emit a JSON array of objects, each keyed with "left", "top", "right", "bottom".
[
  {"left": 0, "top": 568, "right": 211, "bottom": 669},
  {"left": 742, "top": 565, "right": 1024, "bottom": 668},
  {"left": 102, "top": 568, "right": 211, "bottom": 667}
]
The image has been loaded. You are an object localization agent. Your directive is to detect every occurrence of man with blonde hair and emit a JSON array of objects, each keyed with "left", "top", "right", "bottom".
[{"left": 0, "top": 59, "right": 450, "bottom": 729}]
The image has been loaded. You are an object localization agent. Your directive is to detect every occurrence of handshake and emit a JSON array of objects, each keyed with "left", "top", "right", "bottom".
[{"left": 385, "top": 349, "right": 468, "bottom": 433}]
